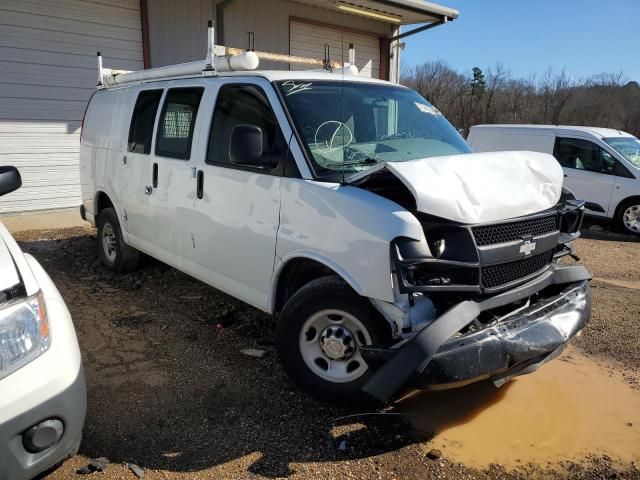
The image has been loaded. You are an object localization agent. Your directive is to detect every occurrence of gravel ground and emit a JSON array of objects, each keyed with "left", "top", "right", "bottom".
[{"left": 9, "top": 225, "right": 640, "bottom": 480}]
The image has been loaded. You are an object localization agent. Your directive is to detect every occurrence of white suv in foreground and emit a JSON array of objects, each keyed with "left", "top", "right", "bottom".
[
  {"left": 80, "top": 69, "right": 592, "bottom": 403},
  {"left": 0, "top": 167, "right": 85, "bottom": 480}
]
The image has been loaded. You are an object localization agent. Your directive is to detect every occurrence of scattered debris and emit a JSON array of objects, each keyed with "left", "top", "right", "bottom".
[
  {"left": 330, "top": 412, "right": 403, "bottom": 423},
  {"left": 125, "top": 462, "right": 145, "bottom": 478},
  {"left": 240, "top": 348, "right": 267, "bottom": 358},
  {"left": 337, "top": 440, "right": 347, "bottom": 451},
  {"left": 77, "top": 457, "right": 109, "bottom": 474},
  {"left": 427, "top": 449, "right": 443, "bottom": 460}
]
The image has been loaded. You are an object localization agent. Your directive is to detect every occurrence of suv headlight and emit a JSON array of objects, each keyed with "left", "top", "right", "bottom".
[{"left": 0, "top": 291, "right": 50, "bottom": 381}]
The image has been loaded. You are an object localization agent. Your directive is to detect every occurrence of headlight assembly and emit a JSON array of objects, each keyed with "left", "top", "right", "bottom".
[{"left": 0, "top": 291, "right": 50, "bottom": 381}]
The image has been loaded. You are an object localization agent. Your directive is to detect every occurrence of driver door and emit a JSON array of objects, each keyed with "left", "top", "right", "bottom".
[{"left": 187, "top": 80, "right": 289, "bottom": 310}]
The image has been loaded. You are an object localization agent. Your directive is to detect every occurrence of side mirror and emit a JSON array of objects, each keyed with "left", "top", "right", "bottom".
[
  {"left": 229, "top": 124, "right": 267, "bottom": 167},
  {"left": 0, "top": 166, "right": 21, "bottom": 198}
]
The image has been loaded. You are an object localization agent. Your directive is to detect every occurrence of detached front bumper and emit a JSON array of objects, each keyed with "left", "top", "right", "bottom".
[
  {"left": 363, "top": 264, "right": 592, "bottom": 401},
  {"left": 414, "top": 280, "right": 590, "bottom": 389}
]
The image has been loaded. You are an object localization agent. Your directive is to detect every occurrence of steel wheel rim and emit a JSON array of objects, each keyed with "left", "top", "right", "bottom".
[
  {"left": 299, "top": 308, "right": 372, "bottom": 384},
  {"left": 623, "top": 205, "right": 640, "bottom": 233},
  {"left": 101, "top": 222, "right": 117, "bottom": 262}
]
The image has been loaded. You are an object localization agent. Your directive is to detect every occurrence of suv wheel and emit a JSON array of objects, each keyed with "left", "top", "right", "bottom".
[
  {"left": 97, "top": 207, "right": 139, "bottom": 272},
  {"left": 277, "top": 275, "right": 391, "bottom": 403},
  {"left": 616, "top": 199, "right": 640, "bottom": 235}
]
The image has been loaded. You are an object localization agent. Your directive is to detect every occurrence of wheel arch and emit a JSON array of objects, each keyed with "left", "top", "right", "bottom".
[
  {"left": 271, "top": 254, "right": 366, "bottom": 314},
  {"left": 614, "top": 195, "right": 640, "bottom": 220},
  {"left": 94, "top": 190, "right": 116, "bottom": 216}
]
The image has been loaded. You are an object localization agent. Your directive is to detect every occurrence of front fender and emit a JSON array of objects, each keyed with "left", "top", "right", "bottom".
[{"left": 275, "top": 179, "right": 425, "bottom": 305}]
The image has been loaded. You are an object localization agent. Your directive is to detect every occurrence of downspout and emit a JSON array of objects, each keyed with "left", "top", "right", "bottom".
[{"left": 389, "top": 16, "right": 449, "bottom": 84}]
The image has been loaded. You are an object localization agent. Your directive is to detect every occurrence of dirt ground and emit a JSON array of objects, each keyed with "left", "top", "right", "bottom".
[{"left": 9, "top": 223, "right": 640, "bottom": 480}]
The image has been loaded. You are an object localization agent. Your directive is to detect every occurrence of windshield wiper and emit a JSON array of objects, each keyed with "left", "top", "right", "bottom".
[{"left": 339, "top": 157, "right": 383, "bottom": 167}]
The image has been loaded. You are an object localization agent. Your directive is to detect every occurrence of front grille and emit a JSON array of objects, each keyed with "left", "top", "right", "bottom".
[
  {"left": 472, "top": 214, "right": 559, "bottom": 246},
  {"left": 481, "top": 249, "right": 554, "bottom": 289}
]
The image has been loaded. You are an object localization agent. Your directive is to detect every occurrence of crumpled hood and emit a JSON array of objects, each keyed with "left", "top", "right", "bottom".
[{"left": 381, "top": 151, "right": 563, "bottom": 224}]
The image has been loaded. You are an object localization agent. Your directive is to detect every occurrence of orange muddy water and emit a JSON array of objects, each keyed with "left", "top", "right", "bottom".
[{"left": 397, "top": 347, "right": 640, "bottom": 469}]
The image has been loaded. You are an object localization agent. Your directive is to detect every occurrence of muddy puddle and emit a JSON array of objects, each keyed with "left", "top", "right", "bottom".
[{"left": 397, "top": 347, "right": 640, "bottom": 469}]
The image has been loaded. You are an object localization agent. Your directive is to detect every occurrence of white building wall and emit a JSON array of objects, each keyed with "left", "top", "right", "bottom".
[{"left": 0, "top": 0, "right": 143, "bottom": 213}]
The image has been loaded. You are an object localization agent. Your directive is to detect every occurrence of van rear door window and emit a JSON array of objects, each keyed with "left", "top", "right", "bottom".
[
  {"left": 128, "top": 90, "right": 163, "bottom": 154},
  {"left": 155, "top": 87, "right": 204, "bottom": 160}
]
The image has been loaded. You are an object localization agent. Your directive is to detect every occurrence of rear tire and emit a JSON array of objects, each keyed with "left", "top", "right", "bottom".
[
  {"left": 276, "top": 275, "right": 391, "bottom": 404},
  {"left": 97, "top": 207, "right": 139, "bottom": 272},
  {"left": 615, "top": 199, "right": 640, "bottom": 236}
]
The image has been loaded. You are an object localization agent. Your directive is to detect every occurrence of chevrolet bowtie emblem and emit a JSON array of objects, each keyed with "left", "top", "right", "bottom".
[{"left": 519, "top": 239, "right": 536, "bottom": 256}]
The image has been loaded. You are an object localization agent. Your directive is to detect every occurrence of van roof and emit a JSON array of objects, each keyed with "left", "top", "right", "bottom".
[
  {"left": 471, "top": 124, "right": 635, "bottom": 139},
  {"left": 99, "top": 69, "right": 395, "bottom": 91}
]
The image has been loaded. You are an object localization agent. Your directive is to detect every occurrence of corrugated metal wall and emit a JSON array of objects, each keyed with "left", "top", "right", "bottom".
[
  {"left": 0, "top": 0, "right": 143, "bottom": 214},
  {"left": 289, "top": 20, "right": 380, "bottom": 78},
  {"left": 147, "top": 0, "right": 393, "bottom": 71}
]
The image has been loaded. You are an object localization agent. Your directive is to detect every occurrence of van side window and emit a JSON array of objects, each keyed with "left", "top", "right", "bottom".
[
  {"left": 128, "top": 90, "right": 163, "bottom": 154},
  {"left": 155, "top": 87, "right": 204, "bottom": 160},
  {"left": 553, "top": 137, "right": 616, "bottom": 175},
  {"left": 206, "top": 84, "right": 281, "bottom": 167}
]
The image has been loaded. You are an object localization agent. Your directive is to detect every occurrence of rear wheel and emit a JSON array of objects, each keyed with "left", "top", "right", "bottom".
[
  {"left": 616, "top": 199, "right": 640, "bottom": 235},
  {"left": 97, "top": 207, "right": 139, "bottom": 272},
  {"left": 276, "top": 275, "right": 391, "bottom": 403}
]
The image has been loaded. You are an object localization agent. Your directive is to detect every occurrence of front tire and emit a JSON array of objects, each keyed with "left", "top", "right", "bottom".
[
  {"left": 97, "top": 207, "right": 139, "bottom": 272},
  {"left": 276, "top": 275, "right": 391, "bottom": 403},
  {"left": 615, "top": 199, "right": 640, "bottom": 236}
]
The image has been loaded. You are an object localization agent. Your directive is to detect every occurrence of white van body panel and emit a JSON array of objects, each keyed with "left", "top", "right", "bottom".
[
  {"left": 274, "top": 179, "right": 425, "bottom": 307},
  {"left": 468, "top": 125, "right": 640, "bottom": 220}
]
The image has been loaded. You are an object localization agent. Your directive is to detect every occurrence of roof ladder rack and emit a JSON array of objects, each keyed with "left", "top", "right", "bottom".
[{"left": 96, "top": 21, "right": 359, "bottom": 88}]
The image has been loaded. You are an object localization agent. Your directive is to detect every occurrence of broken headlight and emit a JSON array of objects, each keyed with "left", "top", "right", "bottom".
[
  {"left": 0, "top": 291, "right": 50, "bottom": 381},
  {"left": 392, "top": 237, "right": 480, "bottom": 293}
]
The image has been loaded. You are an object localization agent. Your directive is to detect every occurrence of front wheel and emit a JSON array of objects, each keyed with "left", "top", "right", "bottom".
[
  {"left": 616, "top": 199, "right": 640, "bottom": 235},
  {"left": 276, "top": 276, "right": 391, "bottom": 403}
]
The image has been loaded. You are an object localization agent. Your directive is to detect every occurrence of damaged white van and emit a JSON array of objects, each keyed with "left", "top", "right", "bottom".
[{"left": 80, "top": 58, "right": 591, "bottom": 402}]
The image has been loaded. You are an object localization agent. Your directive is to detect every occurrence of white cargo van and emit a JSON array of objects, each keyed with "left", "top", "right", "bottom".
[
  {"left": 0, "top": 167, "right": 85, "bottom": 480},
  {"left": 468, "top": 125, "right": 640, "bottom": 235},
  {"left": 79, "top": 52, "right": 592, "bottom": 403}
]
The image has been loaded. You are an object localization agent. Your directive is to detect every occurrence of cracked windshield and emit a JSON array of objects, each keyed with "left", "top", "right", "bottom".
[{"left": 277, "top": 80, "right": 471, "bottom": 178}]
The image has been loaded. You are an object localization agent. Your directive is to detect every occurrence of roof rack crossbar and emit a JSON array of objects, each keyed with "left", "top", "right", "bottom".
[{"left": 97, "top": 22, "right": 360, "bottom": 88}]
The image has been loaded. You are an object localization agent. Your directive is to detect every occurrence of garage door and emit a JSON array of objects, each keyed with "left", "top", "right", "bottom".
[
  {"left": 0, "top": 0, "right": 143, "bottom": 214},
  {"left": 290, "top": 20, "right": 380, "bottom": 79}
]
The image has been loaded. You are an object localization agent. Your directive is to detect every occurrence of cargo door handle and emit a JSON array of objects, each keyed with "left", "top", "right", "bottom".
[
  {"left": 564, "top": 174, "right": 567, "bottom": 178},
  {"left": 152, "top": 163, "right": 158, "bottom": 188},
  {"left": 197, "top": 170, "right": 204, "bottom": 199},
  {"left": 144, "top": 185, "right": 153, "bottom": 195}
]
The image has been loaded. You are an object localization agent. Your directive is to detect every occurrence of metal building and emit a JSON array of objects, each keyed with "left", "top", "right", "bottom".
[{"left": 0, "top": 0, "right": 457, "bottom": 213}]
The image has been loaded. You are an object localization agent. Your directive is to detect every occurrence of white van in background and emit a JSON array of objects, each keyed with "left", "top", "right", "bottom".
[{"left": 468, "top": 125, "right": 640, "bottom": 235}]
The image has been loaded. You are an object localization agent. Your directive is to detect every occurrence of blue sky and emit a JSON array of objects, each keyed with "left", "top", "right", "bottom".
[{"left": 401, "top": 0, "right": 640, "bottom": 82}]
